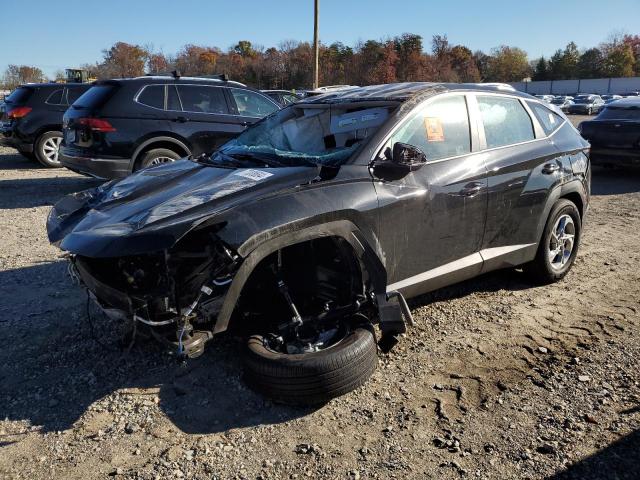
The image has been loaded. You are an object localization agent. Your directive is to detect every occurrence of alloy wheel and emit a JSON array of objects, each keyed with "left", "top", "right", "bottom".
[
  {"left": 148, "top": 156, "right": 175, "bottom": 166},
  {"left": 42, "top": 136, "right": 62, "bottom": 164},
  {"left": 548, "top": 214, "right": 575, "bottom": 270}
]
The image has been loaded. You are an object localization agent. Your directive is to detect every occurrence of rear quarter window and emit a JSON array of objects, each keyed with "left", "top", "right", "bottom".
[
  {"left": 45, "top": 89, "right": 65, "bottom": 105},
  {"left": 72, "top": 85, "right": 117, "bottom": 109},
  {"left": 137, "top": 85, "right": 165, "bottom": 109},
  {"left": 478, "top": 96, "right": 535, "bottom": 149},
  {"left": 527, "top": 101, "right": 564, "bottom": 135}
]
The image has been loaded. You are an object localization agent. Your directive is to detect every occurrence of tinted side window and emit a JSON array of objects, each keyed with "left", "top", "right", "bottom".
[
  {"left": 177, "top": 85, "right": 228, "bottom": 114},
  {"left": 137, "top": 85, "right": 165, "bottom": 109},
  {"left": 527, "top": 101, "right": 564, "bottom": 135},
  {"left": 73, "top": 85, "right": 117, "bottom": 109},
  {"left": 231, "top": 88, "right": 279, "bottom": 117},
  {"left": 45, "top": 89, "right": 64, "bottom": 105},
  {"left": 67, "top": 87, "right": 89, "bottom": 105},
  {"left": 391, "top": 95, "right": 471, "bottom": 161},
  {"left": 477, "top": 96, "right": 534, "bottom": 149},
  {"left": 167, "top": 85, "right": 182, "bottom": 111}
]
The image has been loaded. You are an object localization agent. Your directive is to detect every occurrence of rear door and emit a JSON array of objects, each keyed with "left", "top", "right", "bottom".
[
  {"left": 477, "top": 95, "right": 568, "bottom": 267},
  {"left": 171, "top": 84, "right": 242, "bottom": 156}
]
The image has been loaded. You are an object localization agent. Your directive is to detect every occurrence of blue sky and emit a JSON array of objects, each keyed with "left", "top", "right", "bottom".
[{"left": 1, "top": 0, "right": 638, "bottom": 78}]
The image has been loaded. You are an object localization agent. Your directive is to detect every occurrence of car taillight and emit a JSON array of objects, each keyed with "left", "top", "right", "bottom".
[
  {"left": 77, "top": 117, "right": 116, "bottom": 132},
  {"left": 7, "top": 106, "right": 32, "bottom": 119}
]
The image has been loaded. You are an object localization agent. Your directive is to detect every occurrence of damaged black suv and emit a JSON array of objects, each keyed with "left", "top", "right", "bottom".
[{"left": 48, "top": 83, "right": 590, "bottom": 405}]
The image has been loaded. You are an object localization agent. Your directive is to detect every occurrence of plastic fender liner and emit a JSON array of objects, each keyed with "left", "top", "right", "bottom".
[{"left": 212, "top": 220, "right": 387, "bottom": 334}]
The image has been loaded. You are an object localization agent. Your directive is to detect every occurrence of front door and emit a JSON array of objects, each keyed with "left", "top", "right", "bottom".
[{"left": 372, "top": 93, "right": 488, "bottom": 298}]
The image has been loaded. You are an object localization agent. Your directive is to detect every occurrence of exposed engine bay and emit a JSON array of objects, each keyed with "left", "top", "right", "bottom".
[{"left": 73, "top": 232, "right": 382, "bottom": 358}]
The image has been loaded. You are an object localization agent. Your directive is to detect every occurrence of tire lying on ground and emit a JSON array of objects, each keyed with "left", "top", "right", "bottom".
[{"left": 243, "top": 323, "right": 378, "bottom": 405}]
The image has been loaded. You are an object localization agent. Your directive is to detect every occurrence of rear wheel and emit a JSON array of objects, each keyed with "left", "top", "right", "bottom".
[
  {"left": 243, "top": 317, "right": 378, "bottom": 405},
  {"left": 137, "top": 148, "right": 181, "bottom": 170},
  {"left": 524, "top": 199, "right": 581, "bottom": 284},
  {"left": 34, "top": 131, "right": 63, "bottom": 168}
]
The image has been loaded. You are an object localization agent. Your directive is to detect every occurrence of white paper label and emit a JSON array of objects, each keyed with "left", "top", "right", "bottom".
[{"left": 234, "top": 169, "right": 274, "bottom": 181}]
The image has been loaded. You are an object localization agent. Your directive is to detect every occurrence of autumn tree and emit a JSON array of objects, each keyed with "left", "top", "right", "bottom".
[
  {"left": 485, "top": 46, "right": 530, "bottom": 82},
  {"left": 147, "top": 52, "right": 169, "bottom": 74},
  {"left": 532, "top": 57, "right": 549, "bottom": 81},
  {"left": 394, "top": 33, "right": 424, "bottom": 81},
  {"left": 2, "top": 65, "right": 46, "bottom": 89},
  {"left": 449, "top": 45, "right": 481, "bottom": 82},
  {"left": 98, "top": 42, "right": 147, "bottom": 78},
  {"left": 173, "top": 44, "right": 221, "bottom": 76},
  {"left": 577, "top": 48, "right": 604, "bottom": 78},
  {"left": 604, "top": 44, "right": 636, "bottom": 77}
]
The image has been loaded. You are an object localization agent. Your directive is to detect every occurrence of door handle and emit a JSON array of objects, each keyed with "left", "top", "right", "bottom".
[
  {"left": 173, "top": 116, "right": 189, "bottom": 123},
  {"left": 457, "top": 181, "right": 484, "bottom": 197},
  {"left": 542, "top": 163, "right": 560, "bottom": 174}
]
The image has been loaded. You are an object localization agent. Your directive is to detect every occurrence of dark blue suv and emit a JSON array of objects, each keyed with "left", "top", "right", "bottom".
[
  {"left": 60, "top": 74, "right": 280, "bottom": 179},
  {"left": 0, "top": 82, "right": 90, "bottom": 167}
]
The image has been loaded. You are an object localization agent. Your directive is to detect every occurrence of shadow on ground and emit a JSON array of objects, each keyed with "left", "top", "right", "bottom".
[
  {"left": 0, "top": 261, "right": 313, "bottom": 437},
  {"left": 0, "top": 152, "right": 101, "bottom": 209},
  {"left": 0, "top": 151, "right": 42, "bottom": 171},
  {"left": 548, "top": 428, "right": 640, "bottom": 480},
  {"left": 590, "top": 167, "right": 640, "bottom": 196}
]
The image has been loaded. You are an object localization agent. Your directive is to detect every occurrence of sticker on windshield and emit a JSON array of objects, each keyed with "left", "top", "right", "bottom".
[
  {"left": 234, "top": 169, "right": 274, "bottom": 181},
  {"left": 425, "top": 117, "right": 445, "bottom": 142}
]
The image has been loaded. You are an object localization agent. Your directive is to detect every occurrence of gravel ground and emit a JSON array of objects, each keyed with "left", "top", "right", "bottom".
[{"left": 1, "top": 114, "right": 639, "bottom": 480}]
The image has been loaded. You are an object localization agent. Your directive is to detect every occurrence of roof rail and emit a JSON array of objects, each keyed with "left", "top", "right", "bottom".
[{"left": 144, "top": 71, "right": 230, "bottom": 82}]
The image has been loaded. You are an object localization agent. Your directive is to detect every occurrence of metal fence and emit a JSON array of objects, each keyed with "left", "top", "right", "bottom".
[{"left": 509, "top": 77, "right": 640, "bottom": 95}]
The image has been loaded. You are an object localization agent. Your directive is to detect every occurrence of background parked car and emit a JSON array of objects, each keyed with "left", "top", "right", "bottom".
[
  {"left": 551, "top": 96, "right": 574, "bottom": 112},
  {"left": 578, "top": 97, "right": 640, "bottom": 168},
  {"left": 0, "top": 82, "right": 91, "bottom": 167},
  {"left": 261, "top": 89, "right": 303, "bottom": 106},
  {"left": 534, "top": 94, "right": 555, "bottom": 103},
  {"left": 60, "top": 75, "right": 281, "bottom": 179},
  {"left": 566, "top": 94, "right": 605, "bottom": 115},
  {"left": 602, "top": 94, "right": 623, "bottom": 104}
]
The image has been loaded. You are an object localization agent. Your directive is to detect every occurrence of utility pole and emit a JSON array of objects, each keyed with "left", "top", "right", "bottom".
[{"left": 313, "top": 0, "right": 319, "bottom": 89}]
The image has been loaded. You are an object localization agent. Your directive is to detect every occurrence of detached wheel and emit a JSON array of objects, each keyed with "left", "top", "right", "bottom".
[
  {"left": 35, "top": 131, "right": 63, "bottom": 168},
  {"left": 137, "top": 148, "right": 181, "bottom": 170},
  {"left": 243, "top": 319, "right": 378, "bottom": 405},
  {"left": 524, "top": 199, "right": 581, "bottom": 284}
]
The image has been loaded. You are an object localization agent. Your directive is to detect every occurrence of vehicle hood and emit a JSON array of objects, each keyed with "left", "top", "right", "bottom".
[{"left": 48, "top": 159, "right": 320, "bottom": 257}]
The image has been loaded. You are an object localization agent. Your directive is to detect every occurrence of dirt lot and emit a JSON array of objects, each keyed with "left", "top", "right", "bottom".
[{"left": 1, "top": 114, "right": 639, "bottom": 479}]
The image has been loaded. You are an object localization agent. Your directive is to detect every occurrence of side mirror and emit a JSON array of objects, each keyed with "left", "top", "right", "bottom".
[
  {"left": 391, "top": 142, "right": 427, "bottom": 171},
  {"left": 372, "top": 142, "right": 427, "bottom": 178}
]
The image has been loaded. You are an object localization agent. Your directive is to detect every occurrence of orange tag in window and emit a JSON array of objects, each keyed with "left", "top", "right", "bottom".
[{"left": 425, "top": 117, "right": 444, "bottom": 142}]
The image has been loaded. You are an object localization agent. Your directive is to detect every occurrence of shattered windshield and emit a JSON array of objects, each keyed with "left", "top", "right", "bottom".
[{"left": 212, "top": 103, "right": 394, "bottom": 167}]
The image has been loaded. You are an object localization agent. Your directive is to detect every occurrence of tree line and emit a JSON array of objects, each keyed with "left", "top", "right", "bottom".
[{"left": 3, "top": 33, "right": 639, "bottom": 90}]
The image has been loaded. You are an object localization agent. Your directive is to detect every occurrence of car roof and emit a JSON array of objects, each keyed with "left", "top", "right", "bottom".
[
  {"left": 298, "top": 82, "right": 530, "bottom": 104},
  {"left": 98, "top": 76, "right": 247, "bottom": 88},
  {"left": 17, "top": 82, "right": 85, "bottom": 89},
  {"left": 607, "top": 97, "right": 640, "bottom": 107}
]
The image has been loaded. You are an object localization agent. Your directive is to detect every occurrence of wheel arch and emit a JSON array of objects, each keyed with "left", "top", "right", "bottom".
[
  {"left": 131, "top": 136, "right": 191, "bottom": 171},
  {"left": 213, "top": 220, "right": 387, "bottom": 334},
  {"left": 535, "top": 180, "right": 587, "bottom": 246}
]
